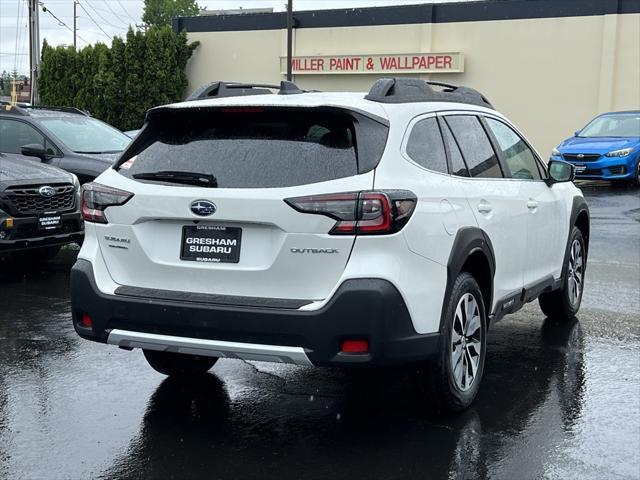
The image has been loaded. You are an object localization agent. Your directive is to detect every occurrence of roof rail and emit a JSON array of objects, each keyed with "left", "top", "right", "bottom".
[
  {"left": 185, "top": 80, "right": 313, "bottom": 101},
  {"left": 24, "top": 105, "right": 90, "bottom": 116},
  {"left": 0, "top": 102, "right": 90, "bottom": 116},
  {"left": 365, "top": 78, "right": 494, "bottom": 109}
]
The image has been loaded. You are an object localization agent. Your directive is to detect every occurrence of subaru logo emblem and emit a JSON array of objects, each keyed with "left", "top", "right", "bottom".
[
  {"left": 190, "top": 200, "right": 216, "bottom": 216},
  {"left": 577, "top": 154, "right": 585, "bottom": 159},
  {"left": 39, "top": 186, "right": 56, "bottom": 198}
]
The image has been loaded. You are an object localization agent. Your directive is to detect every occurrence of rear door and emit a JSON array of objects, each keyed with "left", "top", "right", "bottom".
[
  {"left": 440, "top": 113, "right": 527, "bottom": 306},
  {"left": 483, "top": 116, "right": 566, "bottom": 285},
  {"left": 97, "top": 106, "right": 387, "bottom": 302}
]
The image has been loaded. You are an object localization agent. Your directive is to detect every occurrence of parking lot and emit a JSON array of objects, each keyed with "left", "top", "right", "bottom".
[{"left": 0, "top": 183, "right": 638, "bottom": 480}]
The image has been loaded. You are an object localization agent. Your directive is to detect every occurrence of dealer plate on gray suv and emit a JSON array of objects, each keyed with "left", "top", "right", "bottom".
[{"left": 180, "top": 225, "right": 242, "bottom": 263}]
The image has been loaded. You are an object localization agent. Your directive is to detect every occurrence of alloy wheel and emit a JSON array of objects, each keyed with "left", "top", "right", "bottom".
[
  {"left": 567, "top": 238, "right": 583, "bottom": 306},
  {"left": 451, "top": 293, "right": 482, "bottom": 391}
]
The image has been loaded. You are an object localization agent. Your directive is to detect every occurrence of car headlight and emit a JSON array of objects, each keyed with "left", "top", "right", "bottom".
[
  {"left": 551, "top": 148, "right": 561, "bottom": 157},
  {"left": 605, "top": 147, "right": 633, "bottom": 158}
]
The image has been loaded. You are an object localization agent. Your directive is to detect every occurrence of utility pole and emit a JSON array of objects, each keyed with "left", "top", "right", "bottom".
[
  {"left": 28, "top": 0, "right": 40, "bottom": 104},
  {"left": 286, "top": 0, "right": 293, "bottom": 81},
  {"left": 74, "top": 1, "right": 77, "bottom": 50}
]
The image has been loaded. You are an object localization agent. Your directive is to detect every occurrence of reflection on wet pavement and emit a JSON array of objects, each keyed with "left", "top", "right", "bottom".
[{"left": 1, "top": 185, "right": 639, "bottom": 480}]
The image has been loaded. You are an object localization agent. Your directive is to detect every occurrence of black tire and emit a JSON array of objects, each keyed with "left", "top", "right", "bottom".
[
  {"left": 631, "top": 159, "right": 640, "bottom": 188},
  {"left": 143, "top": 350, "right": 218, "bottom": 376},
  {"left": 428, "top": 272, "right": 487, "bottom": 413},
  {"left": 539, "top": 226, "right": 586, "bottom": 320}
]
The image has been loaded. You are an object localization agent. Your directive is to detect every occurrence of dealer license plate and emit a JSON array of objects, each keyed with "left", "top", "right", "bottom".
[
  {"left": 39, "top": 213, "right": 61, "bottom": 230},
  {"left": 574, "top": 164, "right": 587, "bottom": 173},
  {"left": 180, "top": 225, "right": 242, "bottom": 263}
]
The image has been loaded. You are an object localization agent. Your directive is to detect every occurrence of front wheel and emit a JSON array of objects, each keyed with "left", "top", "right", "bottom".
[
  {"left": 631, "top": 159, "right": 640, "bottom": 187},
  {"left": 539, "top": 226, "right": 586, "bottom": 319},
  {"left": 428, "top": 272, "right": 487, "bottom": 413},
  {"left": 143, "top": 350, "right": 218, "bottom": 376}
]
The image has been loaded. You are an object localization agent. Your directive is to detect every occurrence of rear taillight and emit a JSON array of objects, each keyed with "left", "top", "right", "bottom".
[
  {"left": 285, "top": 190, "right": 416, "bottom": 235},
  {"left": 81, "top": 183, "right": 133, "bottom": 224}
]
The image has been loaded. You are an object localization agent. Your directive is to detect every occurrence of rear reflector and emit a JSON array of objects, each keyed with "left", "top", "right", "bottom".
[
  {"left": 81, "top": 314, "right": 93, "bottom": 328},
  {"left": 285, "top": 190, "right": 416, "bottom": 235},
  {"left": 341, "top": 340, "right": 369, "bottom": 354}
]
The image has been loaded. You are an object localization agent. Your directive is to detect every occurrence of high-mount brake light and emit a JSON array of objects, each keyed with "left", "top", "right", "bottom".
[
  {"left": 81, "top": 183, "right": 133, "bottom": 224},
  {"left": 285, "top": 190, "right": 416, "bottom": 235}
]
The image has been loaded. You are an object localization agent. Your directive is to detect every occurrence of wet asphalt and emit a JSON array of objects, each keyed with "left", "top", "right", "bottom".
[{"left": 0, "top": 184, "right": 639, "bottom": 480}]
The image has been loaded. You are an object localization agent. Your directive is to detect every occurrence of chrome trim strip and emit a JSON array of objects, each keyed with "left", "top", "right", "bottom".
[{"left": 107, "top": 329, "right": 313, "bottom": 366}]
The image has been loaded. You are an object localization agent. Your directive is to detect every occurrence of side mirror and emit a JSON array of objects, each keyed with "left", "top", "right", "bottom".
[
  {"left": 546, "top": 160, "right": 575, "bottom": 186},
  {"left": 20, "top": 143, "right": 48, "bottom": 161},
  {"left": 574, "top": 130, "right": 581, "bottom": 137}
]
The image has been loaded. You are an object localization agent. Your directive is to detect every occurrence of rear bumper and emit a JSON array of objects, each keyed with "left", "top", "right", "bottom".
[
  {"left": 0, "top": 210, "right": 83, "bottom": 252},
  {"left": 70, "top": 259, "right": 440, "bottom": 367}
]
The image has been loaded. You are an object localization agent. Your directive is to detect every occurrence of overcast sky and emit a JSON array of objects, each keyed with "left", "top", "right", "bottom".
[{"left": 0, "top": 0, "right": 472, "bottom": 75}]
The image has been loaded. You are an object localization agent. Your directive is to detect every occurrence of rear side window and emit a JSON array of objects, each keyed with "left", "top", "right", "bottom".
[
  {"left": 119, "top": 108, "right": 388, "bottom": 188},
  {"left": 405, "top": 117, "right": 448, "bottom": 173},
  {"left": 445, "top": 115, "right": 503, "bottom": 179},
  {"left": 485, "top": 118, "right": 541, "bottom": 180}
]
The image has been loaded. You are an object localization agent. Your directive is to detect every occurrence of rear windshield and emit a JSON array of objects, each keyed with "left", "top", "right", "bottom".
[{"left": 118, "top": 108, "right": 386, "bottom": 188}]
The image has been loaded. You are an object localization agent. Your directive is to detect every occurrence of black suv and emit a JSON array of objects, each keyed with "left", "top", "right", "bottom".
[
  {"left": 0, "top": 152, "right": 83, "bottom": 260},
  {"left": 0, "top": 103, "right": 131, "bottom": 184}
]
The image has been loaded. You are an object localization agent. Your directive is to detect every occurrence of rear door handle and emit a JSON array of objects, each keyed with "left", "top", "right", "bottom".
[
  {"left": 527, "top": 199, "right": 539, "bottom": 210},
  {"left": 477, "top": 201, "right": 492, "bottom": 214}
]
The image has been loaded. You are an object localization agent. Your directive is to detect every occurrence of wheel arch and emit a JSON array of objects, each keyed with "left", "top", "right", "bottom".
[
  {"left": 567, "top": 196, "right": 590, "bottom": 265},
  {"left": 440, "top": 227, "right": 496, "bottom": 332}
]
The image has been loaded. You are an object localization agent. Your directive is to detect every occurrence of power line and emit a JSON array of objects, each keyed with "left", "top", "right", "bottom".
[
  {"left": 13, "top": 0, "right": 24, "bottom": 72},
  {"left": 76, "top": 0, "right": 112, "bottom": 41},
  {"left": 115, "top": 0, "right": 139, "bottom": 24},
  {"left": 41, "top": 3, "right": 90, "bottom": 45},
  {"left": 95, "top": 0, "right": 134, "bottom": 26},
  {"left": 83, "top": 0, "right": 130, "bottom": 29}
]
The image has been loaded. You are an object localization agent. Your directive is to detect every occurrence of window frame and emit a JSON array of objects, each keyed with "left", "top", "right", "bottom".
[
  {"left": 479, "top": 114, "right": 549, "bottom": 181},
  {"left": 400, "top": 112, "right": 450, "bottom": 176},
  {"left": 439, "top": 112, "right": 506, "bottom": 180},
  {"left": 0, "top": 117, "right": 63, "bottom": 158}
]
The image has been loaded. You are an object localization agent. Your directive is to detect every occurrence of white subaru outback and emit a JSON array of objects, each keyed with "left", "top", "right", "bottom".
[{"left": 71, "top": 78, "right": 589, "bottom": 412}]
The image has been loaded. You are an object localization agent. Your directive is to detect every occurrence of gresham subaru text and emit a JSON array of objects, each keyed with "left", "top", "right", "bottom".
[{"left": 70, "top": 78, "right": 589, "bottom": 412}]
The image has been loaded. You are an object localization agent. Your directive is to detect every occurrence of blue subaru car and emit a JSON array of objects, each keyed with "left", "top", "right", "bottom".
[{"left": 551, "top": 111, "right": 640, "bottom": 186}]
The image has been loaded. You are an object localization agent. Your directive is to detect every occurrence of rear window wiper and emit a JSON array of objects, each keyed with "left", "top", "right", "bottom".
[{"left": 132, "top": 170, "right": 218, "bottom": 187}]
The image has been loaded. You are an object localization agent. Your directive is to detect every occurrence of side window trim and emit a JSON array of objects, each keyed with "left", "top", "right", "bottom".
[
  {"left": 437, "top": 114, "right": 470, "bottom": 177},
  {"left": 0, "top": 117, "right": 63, "bottom": 157},
  {"left": 401, "top": 112, "right": 448, "bottom": 175},
  {"left": 481, "top": 114, "right": 548, "bottom": 181},
  {"left": 477, "top": 115, "right": 510, "bottom": 179},
  {"left": 442, "top": 113, "right": 505, "bottom": 179}
]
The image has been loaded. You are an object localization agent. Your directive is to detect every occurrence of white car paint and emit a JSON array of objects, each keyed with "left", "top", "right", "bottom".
[{"left": 79, "top": 91, "right": 583, "bottom": 337}]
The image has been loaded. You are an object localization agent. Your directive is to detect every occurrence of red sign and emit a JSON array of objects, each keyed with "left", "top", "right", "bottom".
[{"left": 281, "top": 53, "right": 464, "bottom": 75}]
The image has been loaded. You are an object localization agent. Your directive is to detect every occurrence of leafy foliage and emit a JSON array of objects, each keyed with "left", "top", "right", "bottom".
[
  {"left": 39, "top": 27, "right": 198, "bottom": 131},
  {"left": 143, "top": 0, "right": 200, "bottom": 28}
]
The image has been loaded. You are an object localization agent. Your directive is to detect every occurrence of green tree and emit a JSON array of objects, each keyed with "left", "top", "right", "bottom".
[
  {"left": 142, "top": 0, "right": 200, "bottom": 28},
  {"left": 39, "top": 26, "right": 199, "bottom": 130}
]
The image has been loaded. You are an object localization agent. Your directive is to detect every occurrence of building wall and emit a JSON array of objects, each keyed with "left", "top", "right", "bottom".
[{"left": 184, "top": 10, "right": 640, "bottom": 158}]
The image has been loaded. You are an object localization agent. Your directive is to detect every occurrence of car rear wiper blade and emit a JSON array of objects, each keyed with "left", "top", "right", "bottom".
[{"left": 133, "top": 170, "right": 218, "bottom": 187}]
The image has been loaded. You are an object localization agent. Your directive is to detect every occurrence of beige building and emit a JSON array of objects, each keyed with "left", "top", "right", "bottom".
[{"left": 175, "top": 0, "right": 640, "bottom": 157}]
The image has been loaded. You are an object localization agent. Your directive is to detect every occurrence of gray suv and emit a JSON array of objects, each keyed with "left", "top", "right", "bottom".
[{"left": 0, "top": 103, "right": 131, "bottom": 184}]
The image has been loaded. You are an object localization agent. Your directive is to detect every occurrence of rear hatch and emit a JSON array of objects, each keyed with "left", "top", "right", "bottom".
[{"left": 94, "top": 105, "right": 388, "bottom": 302}]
